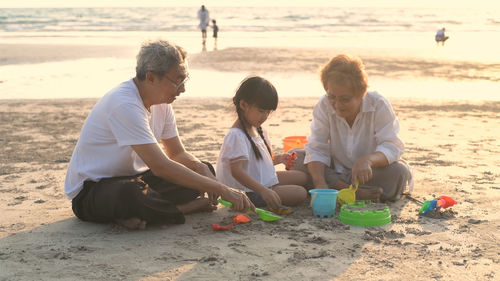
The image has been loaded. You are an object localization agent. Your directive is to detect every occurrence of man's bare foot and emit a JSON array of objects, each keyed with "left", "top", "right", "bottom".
[
  {"left": 115, "top": 217, "right": 147, "bottom": 230},
  {"left": 177, "top": 197, "right": 217, "bottom": 214},
  {"left": 356, "top": 186, "right": 383, "bottom": 202}
]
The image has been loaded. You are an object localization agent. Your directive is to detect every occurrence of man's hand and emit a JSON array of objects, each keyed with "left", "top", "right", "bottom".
[
  {"left": 206, "top": 192, "right": 219, "bottom": 206},
  {"left": 221, "top": 187, "right": 255, "bottom": 213}
]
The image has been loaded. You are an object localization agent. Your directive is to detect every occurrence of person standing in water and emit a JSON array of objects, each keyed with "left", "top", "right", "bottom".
[
  {"left": 197, "top": 5, "right": 210, "bottom": 46},
  {"left": 212, "top": 19, "right": 219, "bottom": 50}
]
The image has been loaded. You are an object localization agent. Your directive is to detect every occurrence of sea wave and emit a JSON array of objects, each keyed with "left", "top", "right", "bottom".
[{"left": 0, "top": 6, "right": 497, "bottom": 33}]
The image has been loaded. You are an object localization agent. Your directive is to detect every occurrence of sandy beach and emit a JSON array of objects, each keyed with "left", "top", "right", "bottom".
[
  {"left": 1, "top": 91, "right": 499, "bottom": 280},
  {"left": 1, "top": 14, "right": 500, "bottom": 278}
]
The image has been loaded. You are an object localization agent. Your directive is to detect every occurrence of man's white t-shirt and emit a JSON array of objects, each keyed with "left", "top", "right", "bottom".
[
  {"left": 64, "top": 79, "right": 178, "bottom": 200},
  {"left": 216, "top": 128, "right": 279, "bottom": 193}
]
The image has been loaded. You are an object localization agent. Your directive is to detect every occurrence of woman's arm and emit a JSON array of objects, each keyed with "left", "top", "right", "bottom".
[
  {"left": 351, "top": 152, "right": 389, "bottom": 184},
  {"left": 304, "top": 97, "right": 332, "bottom": 168},
  {"left": 307, "top": 161, "right": 329, "bottom": 189}
]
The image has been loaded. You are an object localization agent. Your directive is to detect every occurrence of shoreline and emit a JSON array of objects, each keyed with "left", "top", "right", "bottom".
[{"left": 1, "top": 43, "right": 499, "bottom": 101}]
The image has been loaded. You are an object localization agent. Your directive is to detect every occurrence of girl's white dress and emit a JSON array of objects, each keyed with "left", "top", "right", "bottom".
[{"left": 216, "top": 128, "right": 279, "bottom": 192}]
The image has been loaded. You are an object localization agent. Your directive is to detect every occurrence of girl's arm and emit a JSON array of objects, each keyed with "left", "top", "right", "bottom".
[
  {"left": 272, "top": 153, "right": 285, "bottom": 165},
  {"left": 230, "top": 160, "right": 282, "bottom": 209}
]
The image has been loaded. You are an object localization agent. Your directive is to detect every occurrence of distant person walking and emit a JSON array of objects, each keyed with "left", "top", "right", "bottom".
[
  {"left": 197, "top": 5, "right": 210, "bottom": 46},
  {"left": 435, "top": 27, "right": 449, "bottom": 46},
  {"left": 212, "top": 19, "right": 219, "bottom": 50}
]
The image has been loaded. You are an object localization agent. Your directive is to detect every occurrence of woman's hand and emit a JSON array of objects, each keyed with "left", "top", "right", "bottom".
[
  {"left": 351, "top": 157, "right": 373, "bottom": 185},
  {"left": 221, "top": 187, "right": 255, "bottom": 212},
  {"left": 260, "top": 188, "right": 282, "bottom": 209}
]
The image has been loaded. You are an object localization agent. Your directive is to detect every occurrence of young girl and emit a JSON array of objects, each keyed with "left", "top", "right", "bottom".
[{"left": 216, "top": 76, "right": 308, "bottom": 210}]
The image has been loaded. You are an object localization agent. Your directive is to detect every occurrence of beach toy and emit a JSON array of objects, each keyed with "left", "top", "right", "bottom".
[
  {"left": 282, "top": 136, "right": 308, "bottom": 153},
  {"left": 218, "top": 199, "right": 282, "bottom": 222},
  {"left": 285, "top": 151, "right": 297, "bottom": 170},
  {"left": 268, "top": 207, "right": 293, "bottom": 215},
  {"left": 309, "top": 189, "right": 339, "bottom": 218},
  {"left": 233, "top": 214, "right": 251, "bottom": 224},
  {"left": 337, "top": 181, "right": 358, "bottom": 206},
  {"left": 419, "top": 195, "right": 457, "bottom": 214},
  {"left": 212, "top": 223, "right": 234, "bottom": 231},
  {"left": 339, "top": 201, "right": 391, "bottom": 226}
]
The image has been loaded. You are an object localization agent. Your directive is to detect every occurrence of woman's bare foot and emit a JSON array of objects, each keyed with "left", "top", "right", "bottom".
[
  {"left": 177, "top": 197, "right": 217, "bottom": 214},
  {"left": 115, "top": 217, "right": 147, "bottom": 230},
  {"left": 356, "top": 186, "right": 383, "bottom": 202}
]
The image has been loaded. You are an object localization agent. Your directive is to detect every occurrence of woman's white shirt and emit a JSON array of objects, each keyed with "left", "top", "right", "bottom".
[{"left": 304, "top": 91, "right": 404, "bottom": 175}]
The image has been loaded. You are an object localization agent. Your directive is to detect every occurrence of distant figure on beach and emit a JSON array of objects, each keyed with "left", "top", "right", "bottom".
[
  {"left": 212, "top": 19, "right": 219, "bottom": 50},
  {"left": 216, "top": 76, "right": 308, "bottom": 211},
  {"left": 197, "top": 5, "right": 210, "bottom": 46},
  {"left": 435, "top": 27, "right": 449, "bottom": 46},
  {"left": 65, "top": 40, "right": 254, "bottom": 230},
  {"left": 289, "top": 54, "right": 412, "bottom": 202}
]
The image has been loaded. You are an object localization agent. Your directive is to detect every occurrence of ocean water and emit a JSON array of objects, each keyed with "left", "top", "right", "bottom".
[
  {"left": 1, "top": 6, "right": 498, "bottom": 33},
  {"left": 0, "top": 6, "right": 499, "bottom": 100},
  {"left": 1, "top": 6, "right": 499, "bottom": 62}
]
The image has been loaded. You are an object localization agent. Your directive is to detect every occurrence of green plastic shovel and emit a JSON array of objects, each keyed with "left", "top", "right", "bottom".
[{"left": 218, "top": 199, "right": 282, "bottom": 222}]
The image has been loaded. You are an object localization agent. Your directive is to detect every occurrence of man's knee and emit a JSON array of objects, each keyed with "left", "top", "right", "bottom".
[{"left": 202, "top": 161, "right": 216, "bottom": 176}]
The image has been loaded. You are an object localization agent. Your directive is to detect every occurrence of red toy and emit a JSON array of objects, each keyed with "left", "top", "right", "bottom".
[
  {"left": 419, "top": 195, "right": 457, "bottom": 214},
  {"left": 285, "top": 151, "right": 297, "bottom": 170},
  {"left": 212, "top": 223, "right": 233, "bottom": 231}
]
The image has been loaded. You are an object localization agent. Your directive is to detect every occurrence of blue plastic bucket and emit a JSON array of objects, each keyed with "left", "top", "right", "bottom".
[{"left": 309, "top": 189, "right": 339, "bottom": 218}]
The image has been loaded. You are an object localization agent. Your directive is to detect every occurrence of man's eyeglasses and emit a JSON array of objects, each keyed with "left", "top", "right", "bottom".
[{"left": 165, "top": 75, "right": 190, "bottom": 90}]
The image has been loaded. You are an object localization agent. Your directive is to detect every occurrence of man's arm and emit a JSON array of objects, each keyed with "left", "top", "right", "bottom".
[
  {"left": 131, "top": 142, "right": 254, "bottom": 212},
  {"left": 161, "top": 137, "right": 215, "bottom": 179}
]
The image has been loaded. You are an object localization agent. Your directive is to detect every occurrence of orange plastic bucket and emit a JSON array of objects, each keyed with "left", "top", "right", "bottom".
[{"left": 282, "top": 136, "right": 308, "bottom": 152}]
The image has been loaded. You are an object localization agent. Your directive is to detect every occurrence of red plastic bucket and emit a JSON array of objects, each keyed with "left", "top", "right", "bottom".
[{"left": 282, "top": 136, "right": 308, "bottom": 152}]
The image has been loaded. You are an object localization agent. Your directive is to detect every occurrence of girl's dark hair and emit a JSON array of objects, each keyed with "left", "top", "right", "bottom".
[{"left": 233, "top": 76, "right": 278, "bottom": 160}]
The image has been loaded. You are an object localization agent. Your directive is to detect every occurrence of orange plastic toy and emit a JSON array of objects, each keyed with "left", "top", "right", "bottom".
[{"left": 233, "top": 214, "right": 251, "bottom": 224}]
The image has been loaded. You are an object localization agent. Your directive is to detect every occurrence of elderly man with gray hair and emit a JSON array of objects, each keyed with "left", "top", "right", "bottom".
[{"left": 65, "top": 40, "right": 254, "bottom": 229}]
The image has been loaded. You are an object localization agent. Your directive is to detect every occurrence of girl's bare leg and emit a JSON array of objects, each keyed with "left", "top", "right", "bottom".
[
  {"left": 276, "top": 170, "right": 308, "bottom": 186},
  {"left": 272, "top": 184, "right": 307, "bottom": 206}
]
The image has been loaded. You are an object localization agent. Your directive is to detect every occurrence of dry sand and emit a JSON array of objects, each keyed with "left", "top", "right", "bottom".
[{"left": 1, "top": 96, "right": 499, "bottom": 280}]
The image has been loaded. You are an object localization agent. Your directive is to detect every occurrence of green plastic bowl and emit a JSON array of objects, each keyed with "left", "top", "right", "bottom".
[{"left": 338, "top": 201, "right": 391, "bottom": 226}]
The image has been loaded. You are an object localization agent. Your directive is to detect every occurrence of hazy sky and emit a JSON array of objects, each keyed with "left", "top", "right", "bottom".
[{"left": 0, "top": 0, "right": 496, "bottom": 8}]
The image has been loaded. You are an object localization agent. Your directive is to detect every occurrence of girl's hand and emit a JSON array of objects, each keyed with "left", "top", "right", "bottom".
[
  {"left": 273, "top": 152, "right": 297, "bottom": 169},
  {"left": 279, "top": 153, "right": 290, "bottom": 165},
  {"left": 260, "top": 188, "right": 282, "bottom": 209},
  {"left": 273, "top": 153, "right": 285, "bottom": 165},
  {"left": 351, "top": 157, "right": 373, "bottom": 185}
]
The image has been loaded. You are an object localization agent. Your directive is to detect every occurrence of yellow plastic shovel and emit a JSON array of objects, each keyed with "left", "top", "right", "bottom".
[{"left": 337, "top": 180, "right": 359, "bottom": 206}]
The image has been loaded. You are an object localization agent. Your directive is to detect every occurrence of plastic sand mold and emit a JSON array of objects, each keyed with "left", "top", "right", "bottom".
[
  {"left": 339, "top": 201, "right": 391, "bottom": 226},
  {"left": 337, "top": 181, "right": 358, "bottom": 206},
  {"left": 218, "top": 199, "right": 282, "bottom": 222}
]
